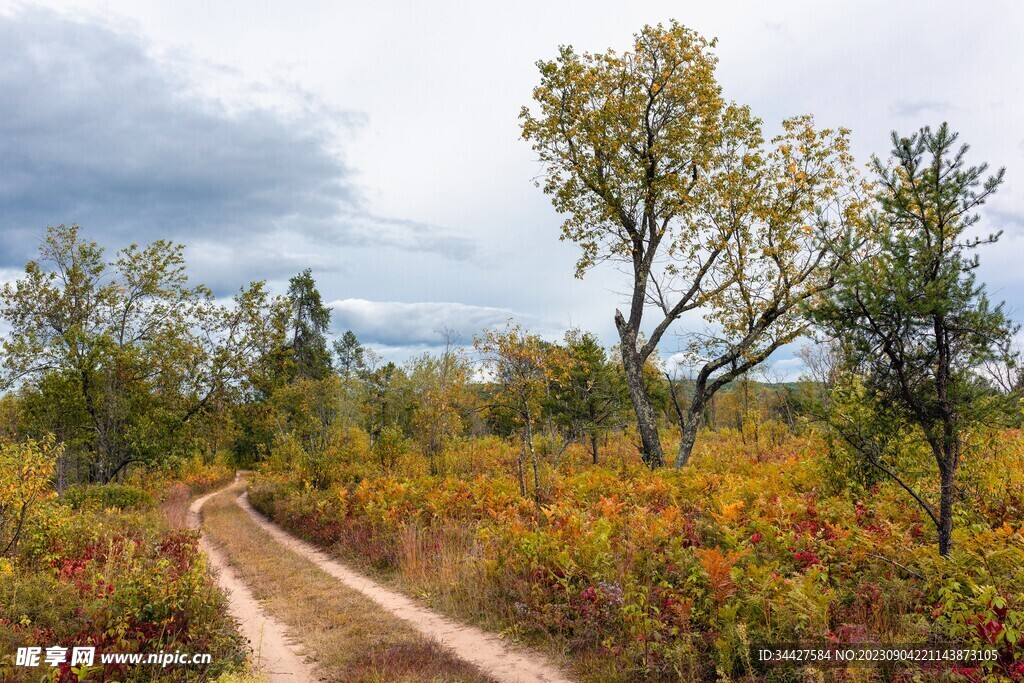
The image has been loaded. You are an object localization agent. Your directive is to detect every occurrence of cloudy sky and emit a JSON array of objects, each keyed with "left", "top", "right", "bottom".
[{"left": 1, "top": 1, "right": 1022, "bottom": 376}]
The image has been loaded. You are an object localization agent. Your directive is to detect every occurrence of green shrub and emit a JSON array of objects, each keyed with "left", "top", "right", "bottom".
[{"left": 60, "top": 484, "right": 155, "bottom": 511}]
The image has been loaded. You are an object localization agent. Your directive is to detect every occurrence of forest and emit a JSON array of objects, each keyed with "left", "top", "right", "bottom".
[{"left": 2, "top": 19, "right": 1023, "bottom": 683}]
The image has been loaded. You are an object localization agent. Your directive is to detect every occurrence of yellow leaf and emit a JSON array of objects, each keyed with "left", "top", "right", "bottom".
[{"left": 718, "top": 500, "right": 745, "bottom": 522}]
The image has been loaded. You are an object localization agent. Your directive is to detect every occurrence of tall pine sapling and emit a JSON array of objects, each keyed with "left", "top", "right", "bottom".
[
  {"left": 286, "top": 269, "right": 332, "bottom": 381},
  {"left": 814, "top": 123, "right": 1017, "bottom": 556}
]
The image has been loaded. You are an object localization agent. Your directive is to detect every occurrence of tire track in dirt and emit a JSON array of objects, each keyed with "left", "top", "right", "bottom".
[
  {"left": 235, "top": 490, "right": 576, "bottom": 683},
  {"left": 191, "top": 481, "right": 319, "bottom": 683}
]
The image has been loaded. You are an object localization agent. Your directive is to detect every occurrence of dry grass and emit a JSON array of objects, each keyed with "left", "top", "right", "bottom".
[
  {"left": 201, "top": 480, "right": 496, "bottom": 683},
  {"left": 160, "top": 481, "right": 192, "bottom": 528}
]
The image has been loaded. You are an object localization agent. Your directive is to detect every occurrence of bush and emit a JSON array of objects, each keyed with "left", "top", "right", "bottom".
[
  {"left": 2, "top": 491, "right": 247, "bottom": 682},
  {"left": 373, "top": 426, "right": 408, "bottom": 472},
  {"left": 60, "top": 484, "right": 155, "bottom": 511},
  {"left": 263, "top": 426, "right": 373, "bottom": 489},
  {"left": 0, "top": 437, "right": 58, "bottom": 556}
]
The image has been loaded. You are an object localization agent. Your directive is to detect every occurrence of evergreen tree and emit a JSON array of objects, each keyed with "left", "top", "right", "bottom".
[
  {"left": 333, "top": 329, "right": 365, "bottom": 380},
  {"left": 550, "top": 329, "right": 625, "bottom": 464},
  {"left": 286, "top": 269, "right": 332, "bottom": 380},
  {"left": 814, "top": 123, "right": 1017, "bottom": 556}
]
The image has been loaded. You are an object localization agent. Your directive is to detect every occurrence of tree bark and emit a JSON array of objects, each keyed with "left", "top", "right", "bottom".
[
  {"left": 526, "top": 416, "right": 541, "bottom": 504},
  {"left": 619, "top": 340, "right": 664, "bottom": 468},
  {"left": 517, "top": 434, "right": 526, "bottom": 498},
  {"left": 675, "top": 393, "right": 704, "bottom": 468},
  {"left": 615, "top": 307, "right": 665, "bottom": 468},
  {"left": 938, "top": 463, "right": 955, "bottom": 557}
]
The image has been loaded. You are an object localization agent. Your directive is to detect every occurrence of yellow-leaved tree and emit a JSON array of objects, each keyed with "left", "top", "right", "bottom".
[
  {"left": 520, "top": 21, "right": 869, "bottom": 467},
  {"left": 475, "top": 324, "right": 577, "bottom": 503},
  {"left": 1, "top": 436, "right": 59, "bottom": 556}
]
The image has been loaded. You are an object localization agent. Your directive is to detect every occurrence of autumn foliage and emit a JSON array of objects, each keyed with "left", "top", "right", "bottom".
[
  {"left": 0, "top": 449, "right": 243, "bottom": 682},
  {"left": 251, "top": 427, "right": 1024, "bottom": 681}
]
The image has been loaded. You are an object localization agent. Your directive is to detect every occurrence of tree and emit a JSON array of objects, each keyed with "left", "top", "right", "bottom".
[
  {"left": 268, "top": 375, "right": 345, "bottom": 488},
  {"left": 332, "top": 329, "right": 367, "bottom": 429},
  {"left": 475, "top": 323, "right": 578, "bottom": 502},
  {"left": 549, "top": 329, "right": 625, "bottom": 464},
  {"left": 229, "top": 281, "right": 293, "bottom": 401},
  {"left": 813, "top": 123, "right": 1016, "bottom": 556},
  {"left": 520, "top": 21, "right": 866, "bottom": 468},
  {"left": 0, "top": 225, "right": 279, "bottom": 481},
  {"left": 359, "top": 353, "right": 410, "bottom": 446},
  {"left": 2, "top": 225, "right": 205, "bottom": 481},
  {"left": 225, "top": 282, "right": 293, "bottom": 465},
  {"left": 407, "top": 330, "right": 471, "bottom": 475},
  {"left": 0, "top": 436, "right": 60, "bottom": 557},
  {"left": 286, "top": 269, "right": 332, "bottom": 381},
  {"left": 333, "top": 330, "right": 365, "bottom": 380}
]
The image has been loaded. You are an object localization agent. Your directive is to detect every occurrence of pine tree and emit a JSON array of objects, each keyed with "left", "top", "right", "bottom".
[
  {"left": 286, "top": 269, "right": 332, "bottom": 381},
  {"left": 814, "top": 123, "right": 1017, "bottom": 556},
  {"left": 333, "top": 330, "right": 365, "bottom": 380}
]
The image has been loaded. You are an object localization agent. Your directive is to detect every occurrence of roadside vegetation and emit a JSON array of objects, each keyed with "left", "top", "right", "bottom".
[
  {"left": 249, "top": 427, "right": 1024, "bottom": 682},
  {"left": 0, "top": 443, "right": 247, "bottom": 682}
]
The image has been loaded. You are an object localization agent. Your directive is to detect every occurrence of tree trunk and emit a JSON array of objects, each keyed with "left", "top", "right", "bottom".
[
  {"left": 517, "top": 436, "right": 526, "bottom": 497},
  {"left": 938, "top": 462, "right": 955, "bottom": 557},
  {"left": 614, "top": 313, "right": 663, "bottom": 466},
  {"left": 526, "top": 418, "right": 541, "bottom": 504},
  {"left": 620, "top": 345, "right": 664, "bottom": 468},
  {"left": 675, "top": 394, "right": 704, "bottom": 468},
  {"left": 591, "top": 433, "right": 599, "bottom": 465}
]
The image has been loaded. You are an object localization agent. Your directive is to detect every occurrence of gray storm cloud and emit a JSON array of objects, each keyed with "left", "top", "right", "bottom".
[
  {"left": 4, "top": 2, "right": 1023, "bottom": 376},
  {"left": 0, "top": 8, "right": 473, "bottom": 293}
]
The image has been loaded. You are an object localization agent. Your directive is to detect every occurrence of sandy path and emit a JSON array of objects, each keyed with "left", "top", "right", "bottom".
[
  {"left": 236, "top": 491, "right": 576, "bottom": 683},
  {"left": 190, "top": 483, "right": 319, "bottom": 683}
]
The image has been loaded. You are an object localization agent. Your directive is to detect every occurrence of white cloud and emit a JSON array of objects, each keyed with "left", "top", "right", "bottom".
[
  {"left": 328, "top": 298, "right": 528, "bottom": 347},
  {"left": 0, "top": 8, "right": 473, "bottom": 288}
]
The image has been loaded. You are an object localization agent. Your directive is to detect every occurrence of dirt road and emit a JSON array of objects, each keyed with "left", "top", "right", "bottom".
[
  {"left": 193, "top": 477, "right": 575, "bottom": 683},
  {"left": 235, "top": 490, "right": 576, "bottom": 683},
  {"left": 190, "top": 482, "right": 318, "bottom": 683}
]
